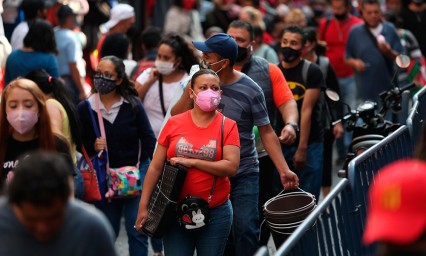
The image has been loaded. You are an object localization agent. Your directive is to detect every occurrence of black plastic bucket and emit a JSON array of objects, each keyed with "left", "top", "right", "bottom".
[{"left": 262, "top": 189, "right": 316, "bottom": 248}]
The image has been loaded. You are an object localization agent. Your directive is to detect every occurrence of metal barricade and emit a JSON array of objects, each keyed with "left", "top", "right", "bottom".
[
  {"left": 396, "top": 90, "right": 411, "bottom": 125},
  {"left": 407, "top": 86, "right": 426, "bottom": 148},
  {"left": 274, "top": 126, "right": 412, "bottom": 256},
  {"left": 274, "top": 179, "right": 361, "bottom": 256}
]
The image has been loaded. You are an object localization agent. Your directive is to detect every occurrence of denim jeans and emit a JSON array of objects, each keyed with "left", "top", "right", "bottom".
[
  {"left": 226, "top": 171, "right": 260, "bottom": 256},
  {"left": 163, "top": 200, "right": 233, "bottom": 256},
  {"left": 281, "top": 143, "right": 324, "bottom": 200},
  {"left": 150, "top": 238, "right": 163, "bottom": 253},
  {"left": 95, "top": 158, "right": 150, "bottom": 256},
  {"left": 73, "top": 165, "right": 84, "bottom": 200},
  {"left": 336, "top": 76, "right": 356, "bottom": 159}
]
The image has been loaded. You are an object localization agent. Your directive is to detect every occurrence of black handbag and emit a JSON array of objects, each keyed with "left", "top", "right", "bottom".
[
  {"left": 142, "top": 161, "right": 187, "bottom": 238},
  {"left": 177, "top": 116, "right": 225, "bottom": 231},
  {"left": 177, "top": 181, "right": 216, "bottom": 231}
]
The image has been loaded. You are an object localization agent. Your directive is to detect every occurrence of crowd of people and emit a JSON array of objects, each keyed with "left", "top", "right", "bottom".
[{"left": 0, "top": 0, "right": 425, "bottom": 255}]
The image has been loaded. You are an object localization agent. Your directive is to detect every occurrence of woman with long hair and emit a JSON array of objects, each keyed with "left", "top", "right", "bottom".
[
  {"left": 4, "top": 19, "right": 59, "bottom": 85},
  {"left": 136, "top": 69, "right": 241, "bottom": 256},
  {"left": 77, "top": 55, "right": 156, "bottom": 256},
  {"left": 0, "top": 78, "right": 72, "bottom": 190},
  {"left": 135, "top": 33, "right": 199, "bottom": 137},
  {"left": 25, "top": 69, "right": 81, "bottom": 164}
]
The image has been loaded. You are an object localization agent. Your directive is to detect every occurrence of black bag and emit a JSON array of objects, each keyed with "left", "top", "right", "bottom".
[
  {"left": 142, "top": 162, "right": 187, "bottom": 238},
  {"left": 178, "top": 195, "right": 210, "bottom": 231},
  {"left": 176, "top": 116, "right": 225, "bottom": 231}
]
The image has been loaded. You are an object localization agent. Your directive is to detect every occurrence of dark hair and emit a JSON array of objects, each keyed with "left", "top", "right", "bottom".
[
  {"left": 237, "top": 0, "right": 260, "bottom": 7},
  {"left": 160, "top": 33, "right": 199, "bottom": 73},
  {"left": 25, "top": 69, "right": 82, "bottom": 146},
  {"left": 140, "top": 26, "right": 163, "bottom": 50},
  {"left": 100, "top": 33, "right": 130, "bottom": 59},
  {"left": 331, "top": 0, "right": 352, "bottom": 8},
  {"left": 190, "top": 69, "right": 220, "bottom": 89},
  {"left": 283, "top": 25, "right": 307, "bottom": 45},
  {"left": 303, "top": 27, "right": 317, "bottom": 44},
  {"left": 8, "top": 152, "right": 71, "bottom": 206},
  {"left": 95, "top": 56, "right": 140, "bottom": 111},
  {"left": 362, "top": 0, "right": 381, "bottom": 8},
  {"left": 23, "top": 19, "right": 57, "bottom": 54},
  {"left": 21, "top": 0, "right": 45, "bottom": 21},
  {"left": 56, "top": 4, "right": 75, "bottom": 25},
  {"left": 384, "top": 12, "right": 403, "bottom": 28},
  {"left": 303, "top": 26, "right": 327, "bottom": 55},
  {"left": 229, "top": 20, "right": 255, "bottom": 41},
  {"left": 252, "top": 24, "right": 263, "bottom": 39}
]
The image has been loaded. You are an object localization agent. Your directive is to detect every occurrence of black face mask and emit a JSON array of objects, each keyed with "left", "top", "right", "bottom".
[
  {"left": 93, "top": 76, "right": 117, "bottom": 95},
  {"left": 281, "top": 47, "right": 302, "bottom": 63},
  {"left": 235, "top": 46, "right": 249, "bottom": 62},
  {"left": 313, "top": 8, "right": 324, "bottom": 17},
  {"left": 334, "top": 13, "right": 348, "bottom": 21}
]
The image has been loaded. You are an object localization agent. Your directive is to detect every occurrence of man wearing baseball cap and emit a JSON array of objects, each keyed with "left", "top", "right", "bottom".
[
  {"left": 363, "top": 159, "right": 426, "bottom": 255},
  {"left": 171, "top": 33, "right": 299, "bottom": 256}
]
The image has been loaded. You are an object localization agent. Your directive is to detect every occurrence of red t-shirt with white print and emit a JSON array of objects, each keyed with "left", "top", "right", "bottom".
[{"left": 158, "top": 110, "right": 240, "bottom": 207}]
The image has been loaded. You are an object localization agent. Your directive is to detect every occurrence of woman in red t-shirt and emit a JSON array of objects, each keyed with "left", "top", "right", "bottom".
[{"left": 136, "top": 69, "right": 240, "bottom": 256}]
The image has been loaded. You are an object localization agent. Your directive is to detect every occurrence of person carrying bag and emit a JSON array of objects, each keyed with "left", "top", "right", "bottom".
[
  {"left": 77, "top": 56, "right": 156, "bottom": 256},
  {"left": 135, "top": 69, "right": 241, "bottom": 256}
]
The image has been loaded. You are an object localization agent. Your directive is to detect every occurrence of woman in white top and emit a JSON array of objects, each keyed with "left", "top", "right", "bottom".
[{"left": 135, "top": 34, "right": 199, "bottom": 137}]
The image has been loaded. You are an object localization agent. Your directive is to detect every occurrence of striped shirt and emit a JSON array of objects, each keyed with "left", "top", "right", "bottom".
[{"left": 218, "top": 74, "right": 269, "bottom": 174}]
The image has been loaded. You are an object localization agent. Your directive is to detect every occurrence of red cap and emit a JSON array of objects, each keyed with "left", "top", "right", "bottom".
[{"left": 363, "top": 159, "right": 426, "bottom": 245}]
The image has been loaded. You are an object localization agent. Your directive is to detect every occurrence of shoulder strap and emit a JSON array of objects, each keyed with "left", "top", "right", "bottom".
[
  {"left": 207, "top": 115, "right": 225, "bottom": 204},
  {"left": 302, "top": 60, "right": 311, "bottom": 86},
  {"left": 318, "top": 56, "right": 329, "bottom": 77},
  {"left": 158, "top": 75, "right": 167, "bottom": 117},
  {"left": 86, "top": 100, "right": 100, "bottom": 138},
  {"left": 94, "top": 95, "right": 141, "bottom": 168},
  {"left": 321, "top": 17, "right": 331, "bottom": 41},
  {"left": 362, "top": 24, "right": 393, "bottom": 75}
]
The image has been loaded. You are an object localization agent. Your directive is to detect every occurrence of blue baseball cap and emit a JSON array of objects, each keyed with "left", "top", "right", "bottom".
[{"left": 193, "top": 33, "right": 237, "bottom": 65}]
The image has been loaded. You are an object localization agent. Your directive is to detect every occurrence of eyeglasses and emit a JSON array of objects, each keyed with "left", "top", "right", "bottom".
[{"left": 93, "top": 71, "right": 115, "bottom": 80}]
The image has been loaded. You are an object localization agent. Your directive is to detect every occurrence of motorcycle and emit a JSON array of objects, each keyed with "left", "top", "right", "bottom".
[{"left": 326, "top": 55, "right": 416, "bottom": 177}]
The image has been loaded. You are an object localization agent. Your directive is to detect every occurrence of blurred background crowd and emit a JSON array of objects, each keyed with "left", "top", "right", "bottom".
[{"left": 0, "top": 0, "right": 424, "bottom": 93}]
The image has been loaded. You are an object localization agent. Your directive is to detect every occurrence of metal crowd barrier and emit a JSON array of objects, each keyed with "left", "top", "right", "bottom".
[
  {"left": 260, "top": 125, "right": 413, "bottom": 256},
  {"left": 395, "top": 90, "right": 411, "bottom": 125},
  {"left": 407, "top": 86, "right": 426, "bottom": 148}
]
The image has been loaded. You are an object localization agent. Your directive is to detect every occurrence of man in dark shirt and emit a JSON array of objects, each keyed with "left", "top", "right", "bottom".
[
  {"left": 0, "top": 152, "right": 116, "bottom": 256},
  {"left": 277, "top": 25, "right": 326, "bottom": 200}
]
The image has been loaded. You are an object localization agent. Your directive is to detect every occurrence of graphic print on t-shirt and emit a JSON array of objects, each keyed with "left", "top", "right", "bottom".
[
  {"left": 288, "top": 81, "right": 305, "bottom": 102},
  {"left": 3, "top": 160, "right": 18, "bottom": 171},
  {"left": 175, "top": 136, "right": 218, "bottom": 161}
]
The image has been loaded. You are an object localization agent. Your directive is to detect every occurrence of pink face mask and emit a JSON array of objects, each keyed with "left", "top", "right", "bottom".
[
  {"left": 192, "top": 89, "right": 221, "bottom": 112},
  {"left": 7, "top": 110, "right": 39, "bottom": 135}
]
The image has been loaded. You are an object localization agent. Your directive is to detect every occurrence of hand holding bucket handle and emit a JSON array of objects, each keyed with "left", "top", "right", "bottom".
[{"left": 279, "top": 168, "right": 299, "bottom": 190}]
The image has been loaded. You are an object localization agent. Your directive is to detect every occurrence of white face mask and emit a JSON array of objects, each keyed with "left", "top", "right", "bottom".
[{"left": 155, "top": 60, "right": 176, "bottom": 75}]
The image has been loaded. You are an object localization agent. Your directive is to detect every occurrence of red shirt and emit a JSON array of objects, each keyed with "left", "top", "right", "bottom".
[
  {"left": 158, "top": 111, "right": 240, "bottom": 207},
  {"left": 234, "top": 63, "right": 294, "bottom": 108},
  {"left": 318, "top": 16, "right": 363, "bottom": 78}
]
